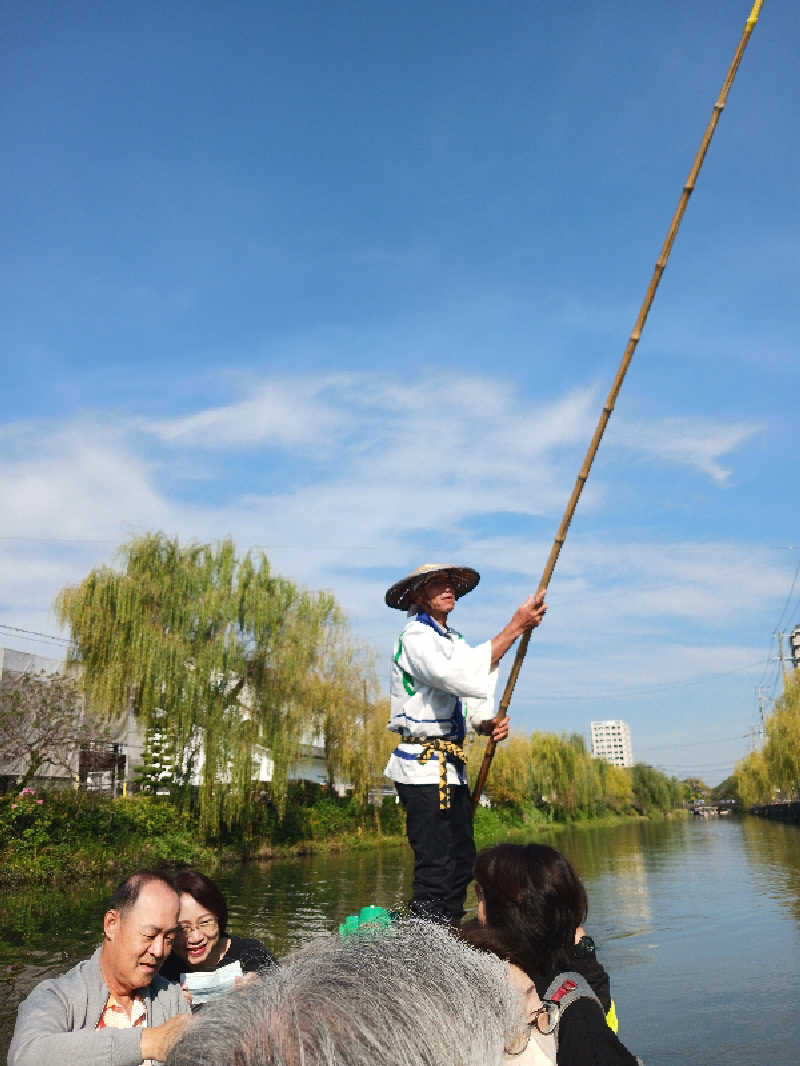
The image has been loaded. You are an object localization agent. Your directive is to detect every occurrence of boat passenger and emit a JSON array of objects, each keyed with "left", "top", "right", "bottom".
[
  {"left": 166, "top": 918, "right": 530, "bottom": 1066},
  {"left": 159, "top": 870, "right": 277, "bottom": 1000},
  {"left": 384, "top": 561, "right": 547, "bottom": 923},
  {"left": 9, "top": 870, "right": 189, "bottom": 1066},
  {"left": 469, "top": 843, "right": 641, "bottom": 1065}
]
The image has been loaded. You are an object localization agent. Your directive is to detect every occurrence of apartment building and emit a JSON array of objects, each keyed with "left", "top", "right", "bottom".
[{"left": 590, "top": 718, "right": 634, "bottom": 768}]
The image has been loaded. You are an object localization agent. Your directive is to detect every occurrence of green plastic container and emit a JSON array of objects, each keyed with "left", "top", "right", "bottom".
[{"left": 338, "top": 904, "right": 394, "bottom": 937}]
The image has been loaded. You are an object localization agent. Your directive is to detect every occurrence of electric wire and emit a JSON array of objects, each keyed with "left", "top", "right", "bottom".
[
  {"left": 773, "top": 553, "right": 800, "bottom": 635},
  {"left": 0, "top": 623, "right": 73, "bottom": 646}
]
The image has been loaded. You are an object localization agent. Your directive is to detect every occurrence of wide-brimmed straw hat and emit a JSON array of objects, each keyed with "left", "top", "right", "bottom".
[{"left": 384, "top": 563, "right": 480, "bottom": 611}]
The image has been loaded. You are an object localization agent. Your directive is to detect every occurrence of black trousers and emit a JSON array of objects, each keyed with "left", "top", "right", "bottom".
[{"left": 395, "top": 781, "right": 475, "bottom": 924}]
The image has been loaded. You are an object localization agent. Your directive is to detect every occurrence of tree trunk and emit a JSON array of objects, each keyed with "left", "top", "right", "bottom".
[{"left": 17, "top": 755, "right": 46, "bottom": 792}]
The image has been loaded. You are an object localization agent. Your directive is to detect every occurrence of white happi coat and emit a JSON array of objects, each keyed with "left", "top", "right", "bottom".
[{"left": 384, "top": 612, "right": 499, "bottom": 786}]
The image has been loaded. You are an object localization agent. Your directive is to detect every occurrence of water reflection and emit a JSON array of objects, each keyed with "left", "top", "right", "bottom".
[
  {"left": 212, "top": 843, "right": 414, "bottom": 956},
  {"left": 740, "top": 815, "right": 800, "bottom": 925}
]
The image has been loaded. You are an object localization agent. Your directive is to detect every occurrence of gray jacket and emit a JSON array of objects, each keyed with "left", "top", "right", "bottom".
[{"left": 8, "top": 945, "right": 189, "bottom": 1066}]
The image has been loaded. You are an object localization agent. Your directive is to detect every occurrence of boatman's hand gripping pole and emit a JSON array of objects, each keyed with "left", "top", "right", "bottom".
[{"left": 471, "top": 0, "right": 765, "bottom": 814}]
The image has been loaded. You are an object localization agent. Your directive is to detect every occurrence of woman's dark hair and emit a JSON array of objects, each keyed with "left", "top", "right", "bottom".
[
  {"left": 174, "top": 870, "right": 228, "bottom": 933},
  {"left": 473, "top": 843, "right": 588, "bottom": 985}
]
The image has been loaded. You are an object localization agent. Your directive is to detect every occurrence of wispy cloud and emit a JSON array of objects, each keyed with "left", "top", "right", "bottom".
[
  {"left": 612, "top": 416, "right": 761, "bottom": 483},
  {"left": 147, "top": 377, "right": 352, "bottom": 450},
  {"left": 0, "top": 424, "right": 172, "bottom": 540}
]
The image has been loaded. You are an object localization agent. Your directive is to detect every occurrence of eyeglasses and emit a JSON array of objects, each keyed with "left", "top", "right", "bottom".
[
  {"left": 505, "top": 1004, "right": 561, "bottom": 1057},
  {"left": 176, "top": 917, "right": 219, "bottom": 937},
  {"left": 530, "top": 1001, "right": 560, "bottom": 1036}
]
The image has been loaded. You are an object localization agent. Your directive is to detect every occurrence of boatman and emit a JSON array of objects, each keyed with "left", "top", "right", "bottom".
[{"left": 384, "top": 563, "right": 547, "bottom": 924}]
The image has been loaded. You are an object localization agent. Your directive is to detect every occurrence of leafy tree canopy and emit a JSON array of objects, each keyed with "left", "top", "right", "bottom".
[
  {"left": 732, "top": 674, "right": 800, "bottom": 806},
  {"left": 56, "top": 532, "right": 346, "bottom": 830}
]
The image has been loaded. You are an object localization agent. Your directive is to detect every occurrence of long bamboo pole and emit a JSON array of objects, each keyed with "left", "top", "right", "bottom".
[{"left": 472, "top": 0, "right": 765, "bottom": 812}]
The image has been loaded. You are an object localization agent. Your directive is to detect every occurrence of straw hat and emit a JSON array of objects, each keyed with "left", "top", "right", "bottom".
[{"left": 384, "top": 563, "right": 480, "bottom": 611}]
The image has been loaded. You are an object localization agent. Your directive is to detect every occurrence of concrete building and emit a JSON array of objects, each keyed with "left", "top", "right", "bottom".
[
  {"left": 0, "top": 647, "right": 63, "bottom": 680},
  {"left": 590, "top": 719, "right": 634, "bottom": 768}
]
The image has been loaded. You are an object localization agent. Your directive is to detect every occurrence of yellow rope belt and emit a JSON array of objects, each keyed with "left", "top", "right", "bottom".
[{"left": 410, "top": 737, "right": 466, "bottom": 811}]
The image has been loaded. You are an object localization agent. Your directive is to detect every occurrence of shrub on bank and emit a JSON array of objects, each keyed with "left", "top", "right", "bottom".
[
  {"left": 0, "top": 783, "right": 408, "bottom": 883},
  {"left": 2, "top": 780, "right": 670, "bottom": 887},
  {"left": 0, "top": 789, "right": 213, "bottom": 885},
  {"left": 264, "top": 784, "right": 404, "bottom": 846}
]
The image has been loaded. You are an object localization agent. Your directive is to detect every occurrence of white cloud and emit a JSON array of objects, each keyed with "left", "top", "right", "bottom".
[
  {"left": 0, "top": 425, "right": 173, "bottom": 540},
  {"left": 612, "top": 416, "right": 761, "bottom": 483},
  {"left": 147, "top": 377, "right": 351, "bottom": 450}
]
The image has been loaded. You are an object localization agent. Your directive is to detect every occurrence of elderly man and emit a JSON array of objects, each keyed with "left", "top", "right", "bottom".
[
  {"left": 166, "top": 919, "right": 528, "bottom": 1066},
  {"left": 9, "top": 870, "right": 190, "bottom": 1066},
  {"left": 384, "top": 563, "right": 547, "bottom": 923}
]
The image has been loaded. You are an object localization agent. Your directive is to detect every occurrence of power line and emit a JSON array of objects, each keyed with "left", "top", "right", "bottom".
[
  {"left": 0, "top": 623, "right": 73, "bottom": 647},
  {"left": 0, "top": 536, "right": 120, "bottom": 545},
  {"left": 636, "top": 734, "right": 749, "bottom": 752},
  {"left": 774, "top": 554, "right": 800, "bottom": 635},
  {"left": 515, "top": 660, "right": 767, "bottom": 703},
  {"left": 757, "top": 549, "right": 800, "bottom": 691}
]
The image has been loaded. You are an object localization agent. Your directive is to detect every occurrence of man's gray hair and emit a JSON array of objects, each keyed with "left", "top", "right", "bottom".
[{"left": 167, "top": 919, "right": 525, "bottom": 1066}]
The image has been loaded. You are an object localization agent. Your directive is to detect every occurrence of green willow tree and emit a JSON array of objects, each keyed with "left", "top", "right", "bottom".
[
  {"left": 305, "top": 625, "right": 395, "bottom": 808},
  {"left": 733, "top": 750, "right": 771, "bottom": 807},
  {"left": 467, "top": 735, "right": 534, "bottom": 811},
  {"left": 595, "top": 759, "right": 635, "bottom": 814},
  {"left": 630, "top": 763, "right": 676, "bottom": 815},
  {"left": 56, "top": 533, "right": 342, "bottom": 831},
  {"left": 762, "top": 677, "right": 800, "bottom": 799},
  {"left": 733, "top": 675, "right": 800, "bottom": 806},
  {"left": 466, "top": 729, "right": 672, "bottom": 819}
]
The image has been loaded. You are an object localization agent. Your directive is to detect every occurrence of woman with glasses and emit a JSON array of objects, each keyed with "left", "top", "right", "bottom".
[
  {"left": 463, "top": 844, "right": 640, "bottom": 1065},
  {"left": 160, "top": 870, "right": 276, "bottom": 991}
]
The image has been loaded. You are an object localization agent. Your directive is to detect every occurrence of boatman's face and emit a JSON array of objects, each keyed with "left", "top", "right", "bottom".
[{"left": 419, "top": 575, "right": 456, "bottom": 616}]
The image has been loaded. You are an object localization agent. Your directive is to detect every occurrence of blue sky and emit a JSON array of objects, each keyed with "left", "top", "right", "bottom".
[{"left": 2, "top": 1, "right": 798, "bottom": 786}]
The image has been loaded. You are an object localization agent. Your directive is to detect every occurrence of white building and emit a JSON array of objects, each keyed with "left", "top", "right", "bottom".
[{"left": 590, "top": 719, "right": 634, "bottom": 768}]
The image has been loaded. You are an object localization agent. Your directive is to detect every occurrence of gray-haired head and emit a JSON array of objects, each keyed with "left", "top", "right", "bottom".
[{"left": 167, "top": 919, "right": 526, "bottom": 1066}]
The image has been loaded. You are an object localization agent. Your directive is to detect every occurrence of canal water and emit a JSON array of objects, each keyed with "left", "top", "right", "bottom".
[{"left": 2, "top": 815, "right": 800, "bottom": 1063}]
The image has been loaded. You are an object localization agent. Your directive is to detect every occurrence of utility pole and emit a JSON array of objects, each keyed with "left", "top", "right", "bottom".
[
  {"left": 777, "top": 631, "right": 789, "bottom": 686},
  {"left": 745, "top": 725, "right": 760, "bottom": 753},
  {"left": 757, "top": 688, "right": 765, "bottom": 745}
]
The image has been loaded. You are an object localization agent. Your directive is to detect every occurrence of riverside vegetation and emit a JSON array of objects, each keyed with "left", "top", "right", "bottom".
[
  {"left": 727, "top": 672, "right": 800, "bottom": 807},
  {"left": 2, "top": 531, "right": 689, "bottom": 886},
  {"left": 1, "top": 744, "right": 686, "bottom": 886}
]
